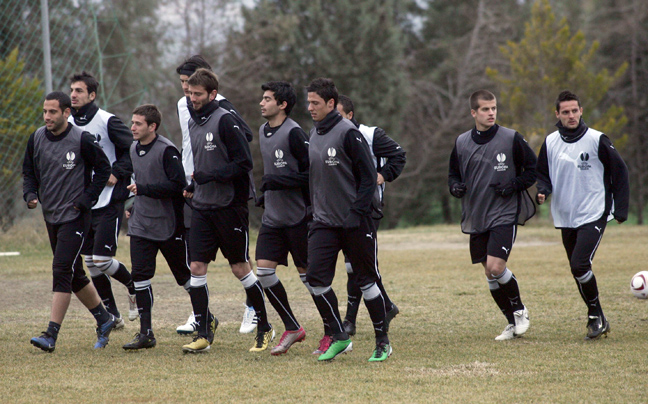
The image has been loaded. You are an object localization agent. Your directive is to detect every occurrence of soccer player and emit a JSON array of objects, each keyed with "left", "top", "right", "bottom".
[
  {"left": 181, "top": 68, "right": 272, "bottom": 353},
  {"left": 536, "top": 90, "right": 629, "bottom": 340},
  {"left": 306, "top": 78, "right": 391, "bottom": 362},
  {"left": 69, "top": 72, "right": 136, "bottom": 328},
  {"left": 23, "top": 91, "right": 116, "bottom": 352},
  {"left": 336, "top": 94, "right": 405, "bottom": 337},
  {"left": 122, "top": 105, "right": 193, "bottom": 350},
  {"left": 448, "top": 89, "right": 536, "bottom": 341},
  {"left": 255, "top": 81, "right": 310, "bottom": 355},
  {"left": 175, "top": 55, "right": 258, "bottom": 335}
]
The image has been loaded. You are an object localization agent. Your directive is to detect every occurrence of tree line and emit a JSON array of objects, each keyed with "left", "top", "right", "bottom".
[{"left": 3, "top": 0, "right": 647, "bottom": 228}]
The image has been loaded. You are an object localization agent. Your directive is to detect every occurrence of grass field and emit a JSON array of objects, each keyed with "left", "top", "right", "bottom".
[{"left": 1, "top": 215, "right": 647, "bottom": 403}]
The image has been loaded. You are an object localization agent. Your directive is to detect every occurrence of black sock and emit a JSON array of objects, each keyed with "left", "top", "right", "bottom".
[
  {"left": 496, "top": 270, "right": 525, "bottom": 312},
  {"left": 345, "top": 274, "right": 362, "bottom": 323},
  {"left": 91, "top": 274, "right": 120, "bottom": 318},
  {"left": 575, "top": 274, "right": 603, "bottom": 317},
  {"left": 364, "top": 294, "right": 389, "bottom": 344},
  {"left": 244, "top": 281, "right": 270, "bottom": 332},
  {"left": 313, "top": 288, "right": 347, "bottom": 340},
  {"left": 489, "top": 279, "right": 515, "bottom": 324},
  {"left": 89, "top": 303, "right": 111, "bottom": 326},
  {"left": 47, "top": 321, "right": 61, "bottom": 340},
  {"left": 112, "top": 262, "right": 135, "bottom": 295},
  {"left": 376, "top": 277, "right": 394, "bottom": 312},
  {"left": 136, "top": 284, "right": 154, "bottom": 336},
  {"left": 265, "top": 281, "right": 299, "bottom": 331},
  {"left": 189, "top": 284, "right": 210, "bottom": 336}
]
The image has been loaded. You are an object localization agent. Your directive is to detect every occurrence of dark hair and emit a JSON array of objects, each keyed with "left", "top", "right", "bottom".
[
  {"left": 45, "top": 91, "right": 72, "bottom": 112},
  {"left": 70, "top": 71, "right": 99, "bottom": 95},
  {"left": 132, "top": 104, "right": 162, "bottom": 131},
  {"left": 555, "top": 90, "right": 581, "bottom": 111},
  {"left": 187, "top": 68, "right": 219, "bottom": 93},
  {"left": 337, "top": 94, "right": 354, "bottom": 115},
  {"left": 176, "top": 55, "right": 212, "bottom": 76},
  {"left": 261, "top": 81, "right": 297, "bottom": 116},
  {"left": 469, "top": 90, "right": 496, "bottom": 111},
  {"left": 306, "top": 78, "right": 338, "bottom": 106}
]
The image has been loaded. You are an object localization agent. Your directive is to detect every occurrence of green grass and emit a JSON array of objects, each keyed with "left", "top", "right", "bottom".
[{"left": 1, "top": 215, "right": 648, "bottom": 403}]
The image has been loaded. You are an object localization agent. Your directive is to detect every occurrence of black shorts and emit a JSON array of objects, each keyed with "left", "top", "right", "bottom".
[
  {"left": 255, "top": 220, "right": 308, "bottom": 268},
  {"left": 46, "top": 214, "right": 91, "bottom": 293},
  {"left": 306, "top": 217, "right": 379, "bottom": 288},
  {"left": 189, "top": 206, "right": 250, "bottom": 265},
  {"left": 469, "top": 224, "right": 517, "bottom": 264},
  {"left": 81, "top": 202, "right": 124, "bottom": 257},
  {"left": 560, "top": 217, "right": 607, "bottom": 277},
  {"left": 130, "top": 234, "right": 191, "bottom": 286}
]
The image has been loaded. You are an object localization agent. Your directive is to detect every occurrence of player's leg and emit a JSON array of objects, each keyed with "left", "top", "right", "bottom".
[
  {"left": 183, "top": 209, "right": 217, "bottom": 353},
  {"left": 307, "top": 225, "right": 351, "bottom": 361},
  {"left": 177, "top": 205, "right": 199, "bottom": 334},
  {"left": 92, "top": 203, "right": 136, "bottom": 322},
  {"left": 342, "top": 257, "right": 362, "bottom": 336},
  {"left": 485, "top": 225, "right": 528, "bottom": 337},
  {"left": 123, "top": 236, "right": 158, "bottom": 350},
  {"left": 159, "top": 233, "right": 195, "bottom": 336},
  {"left": 563, "top": 218, "right": 609, "bottom": 340},
  {"left": 344, "top": 217, "right": 390, "bottom": 362}
]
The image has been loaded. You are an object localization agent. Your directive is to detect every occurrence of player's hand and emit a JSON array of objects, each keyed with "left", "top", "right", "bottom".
[
  {"left": 125, "top": 210, "right": 131, "bottom": 219},
  {"left": 450, "top": 182, "right": 467, "bottom": 198},
  {"left": 490, "top": 182, "right": 515, "bottom": 197},
  {"left": 255, "top": 193, "right": 265, "bottom": 208},
  {"left": 343, "top": 211, "right": 362, "bottom": 230},
  {"left": 127, "top": 183, "right": 137, "bottom": 195},
  {"left": 73, "top": 195, "right": 91, "bottom": 212},
  {"left": 192, "top": 171, "right": 212, "bottom": 185},
  {"left": 536, "top": 193, "right": 546, "bottom": 205},
  {"left": 106, "top": 174, "right": 118, "bottom": 186},
  {"left": 27, "top": 199, "right": 38, "bottom": 209},
  {"left": 183, "top": 190, "right": 193, "bottom": 199},
  {"left": 377, "top": 173, "right": 385, "bottom": 185}
]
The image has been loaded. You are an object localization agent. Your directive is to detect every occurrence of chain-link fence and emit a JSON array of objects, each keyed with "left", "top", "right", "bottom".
[{"left": 0, "top": 0, "right": 146, "bottom": 231}]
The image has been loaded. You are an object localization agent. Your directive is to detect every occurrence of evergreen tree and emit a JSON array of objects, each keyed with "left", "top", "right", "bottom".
[{"left": 486, "top": 0, "right": 627, "bottom": 151}]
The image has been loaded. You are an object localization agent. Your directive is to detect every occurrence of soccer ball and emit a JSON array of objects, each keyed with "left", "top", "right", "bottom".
[{"left": 630, "top": 271, "right": 648, "bottom": 299}]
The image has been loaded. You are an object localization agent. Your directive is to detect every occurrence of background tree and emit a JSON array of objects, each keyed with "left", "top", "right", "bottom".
[
  {"left": 486, "top": 0, "right": 627, "bottom": 152},
  {"left": 390, "top": 0, "right": 529, "bottom": 227},
  {"left": 589, "top": 0, "right": 648, "bottom": 223},
  {"left": 0, "top": 49, "right": 43, "bottom": 230}
]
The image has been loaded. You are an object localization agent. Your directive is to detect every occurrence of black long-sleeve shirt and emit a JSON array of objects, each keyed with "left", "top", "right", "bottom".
[{"left": 350, "top": 118, "right": 406, "bottom": 183}]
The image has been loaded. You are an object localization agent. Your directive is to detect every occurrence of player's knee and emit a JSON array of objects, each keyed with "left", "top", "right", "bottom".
[
  {"left": 132, "top": 271, "right": 152, "bottom": 284},
  {"left": 345, "top": 262, "right": 354, "bottom": 274},
  {"left": 84, "top": 256, "right": 102, "bottom": 277},
  {"left": 571, "top": 264, "right": 592, "bottom": 280},
  {"left": 71, "top": 274, "right": 90, "bottom": 293},
  {"left": 311, "top": 285, "right": 331, "bottom": 296},
  {"left": 360, "top": 282, "right": 381, "bottom": 300},
  {"left": 190, "top": 261, "right": 208, "bottom": 276},
  {"left": 93, "top": 256, "right": 119, "bottom": 275},
  {"left": 256, "top": 267, "right": 279, "bottom": 289}
]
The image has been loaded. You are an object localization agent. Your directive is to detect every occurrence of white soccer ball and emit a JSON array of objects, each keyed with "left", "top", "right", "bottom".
[{"left": 630, "top": 271, "right": 648, "bottom": 299}]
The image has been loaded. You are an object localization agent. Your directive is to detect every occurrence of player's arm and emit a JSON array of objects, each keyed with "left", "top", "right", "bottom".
[
  {"left": 219, "top": 99, "right": 253, "bottom": 142},
  {"left": 137, "top": 147, "right": 187, "bottom": 199},
  {"left": 260, "top": 127, "right": 309, "bottom": 192},
  {"left": 372, "top": 128, "right": 406, "bottom": 182},
  {"left": 78, "top": 132, "right": 111, "bottom": 210},
  {"left": 599, "top": 135, "right": 630, "bottom": 222},
  {"left": 345, "top": 128, "right": 377, "bottom": 227},
  {"left": 535, "top": 141, "right": 551, "bottom": 204},
  {"left": 22, "top": 131, "right": 39, "bottom": 207},
  {"left": 192, "top": 114, "right": 252, "bottom": 185},
  {"left": 511, "top": 132, "right": 537, "bottom": 190},
  {"left": 448, "top": 142, "right": 466, "bottom": 198},
  {"left": 107, "top": 116, "right": 134, "bottom": 181}
]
